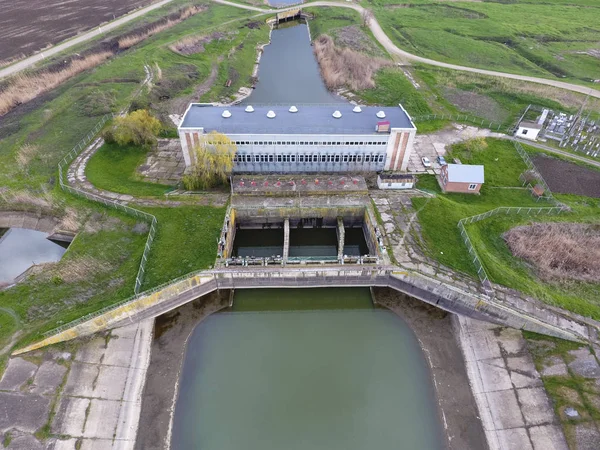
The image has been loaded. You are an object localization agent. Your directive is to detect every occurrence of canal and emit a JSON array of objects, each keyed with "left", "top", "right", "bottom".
[
  {"left": 171, "top": 288, "right": 444, "bottom": 450},
  {"left": 170, "top": 19, "right": 444, "bottom": 450},
  {"left": 242, "top": 23, "right": 344, "bottom": 105},
  {"left": 0, "top": 228, "right": 67, "bottom": 284}
]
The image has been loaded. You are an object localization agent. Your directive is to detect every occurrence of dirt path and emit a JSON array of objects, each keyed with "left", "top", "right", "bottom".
[
  {"left": 170, "top": 60, "right": 221, "bottom": 114},
  {"left": 212, "top": 0, "right": 600, "bottom": 100}
]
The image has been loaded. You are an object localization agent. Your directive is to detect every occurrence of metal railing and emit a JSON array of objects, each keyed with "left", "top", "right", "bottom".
[
  {"left": 43, "top": 265, "right": 392, "bottom": 336},
  {"left": 412, "top": 114, "right": 511, "bottom": 133},
  {"left": 56, "top": 113, "right": 158, "bottom": 295},
  {"left": 513, "top": 140, "right": 556, "bottom": 203},
  {"left": 457, "top": 206, "right": 568, "bottom": 294}
]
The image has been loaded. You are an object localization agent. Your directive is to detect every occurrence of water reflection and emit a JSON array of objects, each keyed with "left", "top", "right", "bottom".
[
  {"left": 0, "top": 228, "right": 67, "bottom": 283},
  {"left": 242, "top": 23, "right": 345, "bottom": 105}
]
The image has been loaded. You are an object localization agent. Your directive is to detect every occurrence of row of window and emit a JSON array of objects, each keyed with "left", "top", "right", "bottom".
[
  {"left": 234, "top": 154, "right": 386, "bottom": 164},
  {"left": 206, "top": 140, "right": 388, "bottom": 147}
]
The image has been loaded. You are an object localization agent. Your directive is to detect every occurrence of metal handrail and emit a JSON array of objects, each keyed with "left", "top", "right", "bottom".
[{"left": 56, "top": 113, "right": 158, "bottom": 295}]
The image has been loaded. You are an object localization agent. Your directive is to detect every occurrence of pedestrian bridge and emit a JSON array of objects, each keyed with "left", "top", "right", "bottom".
[{"left": 13, "top": 265, "right": 593, "bottom": 355}]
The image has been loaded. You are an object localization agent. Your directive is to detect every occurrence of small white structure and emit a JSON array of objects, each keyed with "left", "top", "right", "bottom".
[
  {"left": 515, "top": 121, "right": 542, "bottom": 141},
  {"left": 377, "top": 173, "right": 415, "bottom": 190}
]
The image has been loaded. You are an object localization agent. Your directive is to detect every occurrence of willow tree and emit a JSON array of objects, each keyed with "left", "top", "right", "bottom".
[{"left": 183, "top": 131, "right": 237, "bottom": 190}]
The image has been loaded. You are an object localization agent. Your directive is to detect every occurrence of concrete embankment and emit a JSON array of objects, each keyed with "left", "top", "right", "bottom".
[
  {"left": 134, "top": 290, "right": 231, "bottom": 450},
  {"left": 13, "top": 266, "right": 597, "bottom": 355}
]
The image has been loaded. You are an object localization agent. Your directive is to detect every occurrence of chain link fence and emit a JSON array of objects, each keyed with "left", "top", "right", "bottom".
[
  {"left": 457, "top": 206, "right": 568, "bottom": 295},
  {"left": 56, "top": 113, "right": 157, "bottom": 295},
  {"left": 412, "top": 113, "right": 513, "bottom": 133}
]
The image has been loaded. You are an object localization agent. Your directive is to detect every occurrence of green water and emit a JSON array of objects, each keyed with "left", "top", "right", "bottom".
[{"left": 171, "top": 288, "right": 444, "bottom": 450}]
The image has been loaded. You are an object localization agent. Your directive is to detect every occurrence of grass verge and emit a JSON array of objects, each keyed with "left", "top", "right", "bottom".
[{"left": 85, "top": 142, "right": 172, "bottom": 197}]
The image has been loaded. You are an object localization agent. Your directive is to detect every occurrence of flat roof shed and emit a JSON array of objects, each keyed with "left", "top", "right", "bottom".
[{"left": 446, "top": 164, "right": 485, "bottom": 183}]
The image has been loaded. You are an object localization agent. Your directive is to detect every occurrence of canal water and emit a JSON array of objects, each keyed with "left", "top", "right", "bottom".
[
  {"left": 242, "top": 23, "right": 344, "bottom": 105},
  {"left": 172, "top": 288, "right": 444, "bottom": 450},
  {"left": 0, "top": 228, "right": 67, "bottom": 284}
]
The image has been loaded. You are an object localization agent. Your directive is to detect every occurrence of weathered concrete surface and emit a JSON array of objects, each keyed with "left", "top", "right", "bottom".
[
  {"left": 0, "top": 211, "right": 60, "bottom": 234},
  {"left": 373, "top": 288, "right": 488, "bottom": 450},
  {"left": 135, "top": 290, "right": 230, "bottom": 450},
  {"left": 14, "top": 264, "right": 594, "bottom": 356},
  {"left": 455, "top": 315, "right": 569, "bottom": 450},
  {"left": 52, "top": 320, "right": 153, "bottom": 449},
  {"left": 0, "top": 321, "right": 151, "bottom": 449}
]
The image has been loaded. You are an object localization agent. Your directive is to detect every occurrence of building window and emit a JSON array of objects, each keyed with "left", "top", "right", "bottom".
[
  {"left": 378, "top": 155, "right": 385, "bottom": 163},
  {"left": 268, "top": 155, "right": 274, "bottom": 162},
  {"left": 277, "top": 155, "right": 282, "bottom": 163},
  {"left": 468, "top": 184, "right": 478, "bottom": 190}
]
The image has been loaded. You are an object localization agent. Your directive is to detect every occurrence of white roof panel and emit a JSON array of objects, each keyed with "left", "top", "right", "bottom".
[{"left": 446, "top": 164, "right": 485, "bottom": 183}]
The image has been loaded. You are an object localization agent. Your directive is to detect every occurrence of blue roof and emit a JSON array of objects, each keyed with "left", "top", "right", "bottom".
[{"left": 180, "top": 104, "right": 415, "bottom": 135}]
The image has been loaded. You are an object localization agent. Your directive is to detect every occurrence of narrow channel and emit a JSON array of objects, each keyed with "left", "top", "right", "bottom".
[
  {"left": 171, "top": 288, "right": 444, "bottom": 450},
  {"left": 241, "top": 23, "right": 344, "bottom": 105}
]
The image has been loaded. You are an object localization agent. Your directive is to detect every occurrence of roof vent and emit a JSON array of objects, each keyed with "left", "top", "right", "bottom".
[
  {"left": 245, "top": 105, "right": 254, "bottom": 113},
  {"left": 289, "top": 106, "right": 298, "bottom": 113},
  {"left": 353, "top": 105, "right": 362, "bottom": 113},
  {"left": 332, "top": 110, "right": 342, "bottom": 119},
  {"left": 267, "top": 110, "right": 276, "bottom": 119},
  {"left": 376, "top": 110, "right": 386, "bottom": 119},
  {"left": 222, "top": 110, "right": 232, "bottom": 118}
]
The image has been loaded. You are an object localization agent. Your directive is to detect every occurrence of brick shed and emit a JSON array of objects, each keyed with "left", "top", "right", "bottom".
[{"left": 440, "top": 164, "right": 484, "bottom": 194}]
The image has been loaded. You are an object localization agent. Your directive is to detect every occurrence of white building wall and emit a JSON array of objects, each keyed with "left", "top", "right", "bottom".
[{"left": 516, "top": 126, "right": 540, "bottom": 141}]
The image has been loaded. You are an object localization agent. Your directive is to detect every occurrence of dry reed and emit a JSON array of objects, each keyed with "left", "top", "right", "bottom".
[
  {"left": 504, "top": 222, "right": 600, "bottom": 283},
  {"left": 15, "top": 143, "right": 40, "bottom": 170},
  {"left": 313, "top": 35, "right": 391, "bottom": 91},
  {"left": 0, "top": 52, "right": 112, "bottom": 116},
  {"left": 118, "top": 5, "right": 204, "bottom": 50},
  {"left": 37, "top": 256, "right": 114, "bottom": 284}
]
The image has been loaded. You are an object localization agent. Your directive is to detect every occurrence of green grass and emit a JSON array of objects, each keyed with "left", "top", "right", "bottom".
[
  {"left": 414, "top": 174, "right": 440, "bottom": 194},
  {"left": 411, "top": 138, "right": 600, "bottom": 319},
  {"left": 370, "top": 0, "right": 600, "bottom": 83},
  {"left": 356, "top": 67, "right": 432, "bottom": 116},
  {"left": 85, "top": 142, "right": 172, "bottom": 197},
  {"left": 141, "top": 206, "right": 226, "bottom": 289}
]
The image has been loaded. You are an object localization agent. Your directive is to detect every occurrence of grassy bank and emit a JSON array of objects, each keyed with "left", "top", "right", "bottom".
[
  {"left": 370, "top": 0, "right": 600, "bottom": 83},
  {"left": 411, "top": 138, "right": 600, "bottom": 318},
  {"left": 85, "top": 142, "right": 172, "bottom": 197}
]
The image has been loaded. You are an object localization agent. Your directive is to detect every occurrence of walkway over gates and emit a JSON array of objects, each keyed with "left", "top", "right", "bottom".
[{"left": 14, "top": 265, "right": 595, "bottom": 355}]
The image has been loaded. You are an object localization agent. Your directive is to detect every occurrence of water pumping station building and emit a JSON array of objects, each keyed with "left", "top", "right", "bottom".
[{"left": 178, "top": 103, "right": 417, "bottom": 173}]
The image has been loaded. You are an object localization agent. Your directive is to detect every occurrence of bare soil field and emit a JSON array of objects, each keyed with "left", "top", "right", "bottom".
[
  {"left": 504, "top": 222, "right": 600, "bottom": 283},
  {"left": 0, "top": 0, "right": 154, "bottom": 63},
  {"left": 442, "top": 87, "right": 509, "bottom": 124},
  {"left": 533, "top": 154, "right": 600, "bottom": 198}
]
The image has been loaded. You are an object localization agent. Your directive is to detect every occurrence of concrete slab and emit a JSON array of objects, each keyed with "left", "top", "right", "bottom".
[
  {"left": 92, "top": 365, "right": 128, "bottom": 400},
  {"left": 540, "top": 356, "right": 568, "bottom": 377},
  {"left": 112, "top": 324, "right": 138, "bottom": 340},
  {"left": 74, "top": 337, "right": 106, "bottom": 365},
  {"left": 477, "top": 358, "right": 513, "bottom": 392},
  {"left": 567, "top": 348, "right": 600, "bottom": 378},
  {"left": 496, "top": 427, "right": 532, "bottom": 450},
  {"left": 497, "top": 328, "right": 526, "bottom": 355},
  {"left": 0, "top": 391, "right": 50, "bottom": 433},
  {"left": 470, "top": 332, "right": 502, "bottom": 360},
  {"left": 32, "top": 361, "right": 67, "bottom": 395},
  {"left": 486, "top": 390, "right": 525, "bottom": 429},
  {"left": 6, "top": 433, "right": 44, "bottom": 449},
  {"left": 83, "top": 399, "right": 120, "bottom": 439},
  {"left": 516, "top": 387, "right": 555, "bottom": 426},
  {"left": 49, "top": 438, "right": 80, "bottom": 450},
  {"left": 63, "top": 363, "right": 99, "bottom": 397},
  {"left": 571, "top": 422, "right": 600, "bottom": 450},
  {"left": 102, "top": 338, "right": 134, "bottom": 368},
  {"left": 510, "top": 371, "right": 543, "bottom": 389},
  {"left": 53, "top": 397, "right": 90, "bottom": 436},
  {"left": 529, "top": 424, "right": 569, "bottom": 450},
  {"left": 80, "top": 439, "right": 116, "bottom": 450},
  {"left": 0, "top": 358, "right": 38, "bottom": 391}
]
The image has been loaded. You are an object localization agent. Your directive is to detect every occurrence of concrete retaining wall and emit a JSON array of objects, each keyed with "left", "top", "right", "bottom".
[
  {"left": 0, "top": 211, "right": 60, "bottom": 234},
  {"left": 13, "top": 266, "right": 595, "bottom": 355}
]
